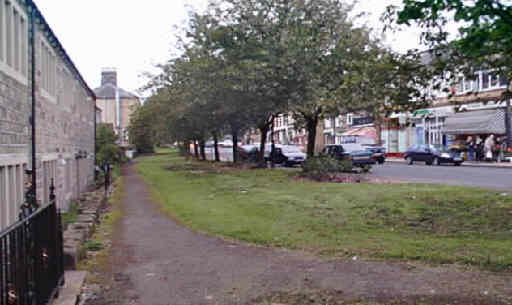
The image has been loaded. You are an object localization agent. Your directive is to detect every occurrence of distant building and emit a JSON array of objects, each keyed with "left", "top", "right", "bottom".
[{"left": 94, "top": 68, "right": 140, "bottom": 147}]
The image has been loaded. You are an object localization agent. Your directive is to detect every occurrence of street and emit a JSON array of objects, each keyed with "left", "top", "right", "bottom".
[
  {"left": 373, "top": 162, "right": 512, "bottom": 190},
  {"left": 203, "top": 147, "right": 511, "bottom": 190}
]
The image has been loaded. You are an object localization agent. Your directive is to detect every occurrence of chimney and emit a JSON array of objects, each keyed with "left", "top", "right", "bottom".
[{"left": 101, "top": 67, "right": 117, "bottom": 87}]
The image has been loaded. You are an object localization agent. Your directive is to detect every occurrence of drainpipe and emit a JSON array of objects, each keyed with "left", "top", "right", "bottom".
[
  {"left": 116, "top": 87, "right": 121, "bottom": 134},
  {"left": 506, "top": 99, "right": 511, "bottom": 148},
  {"left": 29, "top": 0, "right": 37, "bottom": 207}
]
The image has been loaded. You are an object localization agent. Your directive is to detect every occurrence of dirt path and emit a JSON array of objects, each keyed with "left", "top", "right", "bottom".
[{"left": 91, "top": 163, "right": 512, "bottom": 305}]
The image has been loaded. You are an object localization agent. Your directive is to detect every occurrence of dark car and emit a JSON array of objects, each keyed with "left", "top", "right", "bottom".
[
  {"left": 238, "top": 144, "right": 260, "bottom": 162},
  {"left": 363, "top": 145, "right": 386, "bottom": 164},
  {"left": 404, "top": 144, "right": 464, "bottom": 166},
  {"left": 321, "top": 144, "right": 376, "bottom": 167},
  {"left": 269, "top": 145, "right": 307, "bottom": 166}
]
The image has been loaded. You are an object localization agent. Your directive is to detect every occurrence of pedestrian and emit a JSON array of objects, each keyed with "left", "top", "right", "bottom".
[
  {"left": 496, "top": 136, "right": 504, "bottom": 162},
  {"left": 466, "top": 136, "right": 475, "bottom": 161},
  {"left": 475, "top": 136, "right": 483, "bottom": 161},
  {"left": 484, "top": 135, "right": 495, "bottom": 162}
]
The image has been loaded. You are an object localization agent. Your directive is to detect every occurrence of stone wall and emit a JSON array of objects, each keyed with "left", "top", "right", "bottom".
[
  {"left": 33, "top": 30, "right": 95, "bottom": 211},
  {"left": 0, "top": 69, "right": 29, "bottom": 156}
]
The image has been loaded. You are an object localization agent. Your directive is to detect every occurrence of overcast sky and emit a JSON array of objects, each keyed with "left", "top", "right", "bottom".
[{"left": 36, "top": 0, "right": 423, "bottom": 96}]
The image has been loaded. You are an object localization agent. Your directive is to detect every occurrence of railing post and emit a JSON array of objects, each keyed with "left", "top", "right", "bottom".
[{"left": 49, "top": 178, "right": 56, "bottom": 205}]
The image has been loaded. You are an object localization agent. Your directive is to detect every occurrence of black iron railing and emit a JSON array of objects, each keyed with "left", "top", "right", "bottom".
[{"left": 0, "top": 179, "right": 64, "bottom": 305}]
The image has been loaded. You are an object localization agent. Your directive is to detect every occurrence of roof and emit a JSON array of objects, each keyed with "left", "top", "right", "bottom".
[
  {"left": 30, "top": 1, "right": 95, "bottom": 99},
  {"left": 443, "top": 109, "right": 511, "bottom": 135},
  {"left": 94, "top": 83, "right": 139, "bottom": 100}
]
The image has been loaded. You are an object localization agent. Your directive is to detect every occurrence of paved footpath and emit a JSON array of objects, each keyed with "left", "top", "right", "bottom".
[{"left": 101, "top": 163, "right": 512, "bottom": 305}]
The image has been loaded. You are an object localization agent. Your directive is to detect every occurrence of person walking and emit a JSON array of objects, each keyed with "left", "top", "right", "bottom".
[
  {"left": 475, "top": 136, "right": 483, "bottom": 161},
  {"left": 496, "top": 136, "right": 504, "bottom": 162},
  {"left": 466, "top": 136, "right": 475, "bottom": 161},
  {"left": 484, "top": 135, "right": 495, "bottom": 162}
]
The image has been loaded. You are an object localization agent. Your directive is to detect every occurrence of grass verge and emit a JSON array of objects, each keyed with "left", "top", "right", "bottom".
[
  {"left": 77, "top": 176, "right": 124, "bottom": 283},
  {"left": 61, "top": 201, "right": 80, "bottom": 228},
  {"left": 136, "top": 152, "right": 512, "bottom": 271}
]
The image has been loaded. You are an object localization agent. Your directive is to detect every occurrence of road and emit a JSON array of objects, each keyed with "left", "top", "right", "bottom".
[
  {"left": 200, "top": 147, "right": 511, "bottom": 190},
  {"left": 372, "top": 162, "right": 512, "bottom": 190}
]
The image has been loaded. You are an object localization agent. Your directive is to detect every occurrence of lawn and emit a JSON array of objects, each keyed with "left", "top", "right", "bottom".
[{"left": 135, "top": 152, "right": 512, "bottom": 271}]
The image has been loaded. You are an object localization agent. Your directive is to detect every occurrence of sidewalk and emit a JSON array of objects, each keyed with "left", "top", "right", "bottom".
[{"left": 387, "top": 157, "right": 512, "bottom": 168}]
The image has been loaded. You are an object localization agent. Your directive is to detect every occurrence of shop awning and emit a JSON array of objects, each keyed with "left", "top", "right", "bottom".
[
  {"left": 412, "top": 109, "right": 431, "bottom": 117},
  {"left": 442, "top": 109, "right": 510, "bottom": 135},
  {"left": 338, "top": 126, "right": 377, "bottom": 138}
]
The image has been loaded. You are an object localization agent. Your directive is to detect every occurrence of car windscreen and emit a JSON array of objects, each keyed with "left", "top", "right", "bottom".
[
  {"left": 431, "top": 145, "right": 449, "bottom": 153},
  {"left": 281, "top": 146, "right": 302, "bottom": 153}
]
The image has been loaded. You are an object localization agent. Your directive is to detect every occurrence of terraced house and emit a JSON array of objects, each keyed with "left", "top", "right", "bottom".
[{"left": 0, "top": 0, "right": 96, "bottom": 231}]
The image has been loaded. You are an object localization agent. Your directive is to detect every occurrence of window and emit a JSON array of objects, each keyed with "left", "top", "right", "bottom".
[
  {"left": 41, "top": 41, "right": 57, "bottom": 96},
  {"left": 0, "top": 0, "right": 4, "bottom": 61},
  {"left": 0, "top": 1, "right": 26, "bottom": 75},
  {"left": 0, "top": 162, "right": 27, "bottom": 230},
  {"left": 324, "top": 118, "right": 332, "bottom": 128},
  {"left": 347, "top": 113, "right": 353, "bottom": 125},
  {"left": 5, "top": 1, "right": 11, "bottom": 67}
]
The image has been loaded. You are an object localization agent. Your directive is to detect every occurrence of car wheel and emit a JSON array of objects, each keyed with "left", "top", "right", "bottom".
[
  {"left": 454, "top": 162, "right": 462, "bottom": 166},
  {"left": 406, "top": 156, "right": 413, "bottom": 165},
  {"left": 434, "top": 157, "right": 441, "bottom": 166},
  {"left": 378, "top": 158, "right": 385, "bottom": 164},
  {"left": 426, "top": 160, "right": 433, "bottom": 165}
]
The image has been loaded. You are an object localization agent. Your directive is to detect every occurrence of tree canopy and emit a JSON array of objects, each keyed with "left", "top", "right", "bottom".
[{"left": 140, "top": 0, "right": 433, "bottom": 160}]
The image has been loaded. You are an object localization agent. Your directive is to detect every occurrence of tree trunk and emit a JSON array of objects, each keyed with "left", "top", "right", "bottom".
[
  {"left": 505, "top": 99, "right": 511, "bottom": 147},
  {"left": 183, "top": 140, "right": 190, "bottom": 156},
  {"left": 375, "top": 117, "right": 383, "bottom": 146},
  {"left": 270, "top": 120, "right": 276, "bottom": 168},
  {"left": 258, "top": 125, "right": 270, "bottom": 167},
  {"left": 213, "top": 132, "right": 220, "bottom": 162},
  {"left": 193, "top": 140, "right": 199, "bottom": 159},
  {"left": 232, "top": 131, "right": 239, "bottom": 163},
  {"left": 306, "top": 117, "right": 318, "bottom": 158},
  {"left": 199, "top": 140, "right": 206, "bottom": 161}
]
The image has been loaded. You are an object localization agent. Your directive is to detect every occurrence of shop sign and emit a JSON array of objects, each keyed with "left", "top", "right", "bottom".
[
  {"left": 462, "top": 101, "right": 506, "bottom": 111},
  {"left": 352, "top": 116, "right": 374, "bottom": 126}
]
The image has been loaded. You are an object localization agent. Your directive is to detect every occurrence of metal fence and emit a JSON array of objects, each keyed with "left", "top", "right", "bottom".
[{"left": 0, "top": 179, "right": 64, "bottom": 305}]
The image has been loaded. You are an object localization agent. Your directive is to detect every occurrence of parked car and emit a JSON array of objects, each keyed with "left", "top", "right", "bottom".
[
  {"left": 264, "top": 144, "right": 306, "bottom": 166},
  {"left": 404, "top": 144, "right": 464, "bottom": 166},
  {"left": 363, "top": 145, "right": 386, "bottom": 164},
  {"left": 238, "top": 144, "right": 260, "bottom": 162},
  {"left": 321, "top": 144, "right": 376, "bottom": 167}
]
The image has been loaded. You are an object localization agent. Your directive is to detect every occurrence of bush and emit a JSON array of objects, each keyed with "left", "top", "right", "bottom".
[{"left": 301, "top": 156, "right": 353, "bottom": 180}]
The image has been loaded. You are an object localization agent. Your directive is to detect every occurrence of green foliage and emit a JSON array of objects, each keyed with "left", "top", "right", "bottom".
[
  {"left": 83, "top": 239, "right": 104, "bottom": 252},
  {"left": 128, "top": 105, "right": 155, "bottom": 153},
  {"left": 61, "top": 201, "right": 80, "bottom": 228},
  {"left": 301, "top": 156, "right": 353, "bottom": 180},
  {"left": 390, "top": 0, "right": 512, "bottom": 81},
  {"left": 141, "top": 0, "right": 433, "bottom": 160},
  {"left": 96, "top": 124, "right": 122, "bottom": 166}
]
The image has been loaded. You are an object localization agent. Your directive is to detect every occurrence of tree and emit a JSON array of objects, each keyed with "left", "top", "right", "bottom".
[
  {"left": 96, "top": 123, "right": 122, "bottom": 166},
  {"left": 389, "top": 0, "right": 512, "bottom": 145},
  {"left": 128, "top": 104, "right": 156, "bottom": 153}
]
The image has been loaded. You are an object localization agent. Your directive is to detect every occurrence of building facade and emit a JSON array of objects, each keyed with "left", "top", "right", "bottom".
[
  {"left": 381, "top": 70, "right": 511, "bottom": 156},
  {"left": 94, "top": 68, "right": 140, "bottom": 147},
  {"left": 0, "top": 0, "right": 96, "bottom": 230}
]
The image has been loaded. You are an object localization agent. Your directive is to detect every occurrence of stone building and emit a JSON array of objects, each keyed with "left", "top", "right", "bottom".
[
  {"left": 94, "top": 68, "right": 140, "bottom": 147},
  {"left": 0, "top": 0, "right": 96, "bottom": 230}
]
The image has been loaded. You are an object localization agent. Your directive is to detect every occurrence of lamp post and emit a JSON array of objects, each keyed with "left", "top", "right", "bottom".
[{"left": 505, "top": 99, "right": 511, "bottom": 147}]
